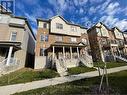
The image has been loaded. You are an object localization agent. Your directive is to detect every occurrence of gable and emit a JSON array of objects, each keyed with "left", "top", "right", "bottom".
[
  {"left": 78, "top": 42, "right": 84, "bottom": 46},
  {"left": 96, "top": 23, "right": 109, "bottom": 37},
  {"left": 114, "top": 28, "right": 124, "bottom": 39},
  {"left": 50, "top": 16, "right": 82, "bottom": 36},
  {"left": 101, "top": 25, "right": 110, "bottom": 37}
]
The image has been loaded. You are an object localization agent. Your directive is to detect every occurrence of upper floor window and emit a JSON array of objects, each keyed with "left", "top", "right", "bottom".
[
  {"left": 96, "top": 28, "right": 101, "bottom": 33},
  {"left": 71, "top": 37, "right": 77, "bottom": 42},
  {"left": 43, "top": 23, "right": 47, "bottom": 29},
  {"left": 10, "top": 32, "right": 17, "bottom": 41},
  {"left": 45, "top": 35, "right": 48, "bottom": 41},
  {"left": 40, "top": 34, "right": 45, "bottom": 41},
  {"left": 40, "top": 34, "right": 48, "bottom": 42},
  {"left": 55, "top": 36, "right": 63, "bottom": 42},
  {"left": 56, "top": 23, "right": 63, "bottom": 29},
  {"left": 71, "top": 26, "right": 77, "bottom": 32}
]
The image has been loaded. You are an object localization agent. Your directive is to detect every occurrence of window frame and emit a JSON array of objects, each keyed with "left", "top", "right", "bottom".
[
  {"left": 71, "top": 26, "right": 77, "bottom": 32},
  {"left": 10, "top": 32, "right": 17, "bottom": 42},
  {"left": 40, "top": 34, "right": 45, "bottom": 41},
  {"left": 40, "top": 34, "right": 49, "bottom": 42},
  {"left": 56, "top": 23, "right": 63, "bottom": 29},
  {"left": 43, "top": 23, "right": 47, "bottom": 29},
  {"left": 71, "top": 37, "right": 77, "bottom": 42}
]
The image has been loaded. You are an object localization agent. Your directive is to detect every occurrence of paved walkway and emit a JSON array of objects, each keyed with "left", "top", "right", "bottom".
[{"left": 0, "top": 66, "right": 127, "bottom": 95}]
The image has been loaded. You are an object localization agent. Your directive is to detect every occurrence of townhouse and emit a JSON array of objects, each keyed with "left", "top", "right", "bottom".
[
  {"left": 35, "top": 15, "right": 93, "bottom": 69},
  {"left": 0, "top": 6, "right": 36, "bottom": 74},
  {"left": 88, "top": 22, "right": 127, "bottom": 62},
  {"left": 123, "top": 33, "right": 127, "bottom": 56}
]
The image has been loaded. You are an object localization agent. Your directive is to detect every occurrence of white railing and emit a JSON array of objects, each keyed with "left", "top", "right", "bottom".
[
  {"left": 114, "top": 55, "right": 127, "bottom": 62},
  {"left": 79, "top": 54, "right": 93, "bottom": 68},
  {"left": 0, "top": 58, "right": 20, "bottom": 75},
  {"left": 55, "top": 58, "right": 68, "bottom": 76}
]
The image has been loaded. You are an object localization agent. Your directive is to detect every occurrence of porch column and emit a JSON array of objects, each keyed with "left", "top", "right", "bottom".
[
  {"left": 110, "top": 46, "right": 116, "bottom": 61},
  {"left": 77, "top": 47, "right": 79, "bottom": 58},
  {"left": 70, "top": 47, "right": 72, "bottom": 59},
  {"left": 53, "top": 46, "right": 55, "bottom": 59},
  {"left": 6, "top": 46, "right": 13, "bottom": 66},
  {"left": 63, "top": 46, "right": 65, "bottom": 58},
  {"left": 117, "top": 47, "right": 121, "bottom": 56}
]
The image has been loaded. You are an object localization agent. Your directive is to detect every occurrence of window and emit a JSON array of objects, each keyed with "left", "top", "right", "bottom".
[
  {"left": 56, "top": 23, "right": 63, "bottom": 29},
  {"left": 40, "top": 34, "right": 48, "bottom": 42},
  {"left": 10, "top": 32, "right": 17, "bottom": 41},
  {"left": 43, "top": 23, "right": 47, "bottom": 29},
  {"left": 96, "top": 28, "right": 100, "bottom": 33},
  {"left": 45, "top": 35, "right": 48, "bottom": 42},
  {"left": 40, "top": 48, "right": 45, "bottom": 56},
  {"left": 40, "top": 34, "right": 45, "bottom": 41},
  {"left": 71, "top": 37, "right": 77, "bottom": 42},
  {"left": 55, "top": 36, "right": 63, "bottom": 42},
  {"left": 71, "top": 26, "right": 77, "bottom": 32}
]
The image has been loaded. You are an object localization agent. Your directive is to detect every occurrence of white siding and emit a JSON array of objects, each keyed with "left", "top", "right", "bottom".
[
  {"left": 124, "top": 33, "right": 127, "bottom": 38},
  {"left": 38, "top": 21, "right": 49, "bottom": 29},
  {"left": 50, "top": 17, "right": 86, "bottom": 36},
  {"left": 96, "top": 23, "right": 109, "bottom": 37},
  {"left": 114, "top": 28, "right": 124, "bottom": 39},
  {"left": 10, "top": 18, "right": 25, "bottom": 25},
  {"left": 0, "top": 14, "right": 25, "bottom": 25}
]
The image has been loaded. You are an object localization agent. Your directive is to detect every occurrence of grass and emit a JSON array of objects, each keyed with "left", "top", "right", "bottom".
[
  {"left": 0, "top": 68, "right": 59, "bottom": 86},
  {"left": 94, "top": 61, "right": 127, "bottom": 69},
  {"left": 0, "top": 66, "right": 96, "bottom": 86},
  {"left": 0, "top": 61, "right": 126, "bottom": 86},
  {"left": 13, "top": 70, "right": 127, "bottom": 95},
  {"left": 68, "top": 66, "right": 96, "bottom": 75}
]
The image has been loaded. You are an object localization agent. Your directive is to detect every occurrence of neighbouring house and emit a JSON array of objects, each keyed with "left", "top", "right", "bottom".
[
  {"left": 111, "top": 27, "right": 125, "bottom": 56},
  {"left": 123, "top": 33, "right": 127, "bottom": 56},
  {"left": 0, "top": 5, "right": 36, "bottom": 74},
  {"left": 35, "top": 15, "right": 93, "bottom": 70},
  {"left": 88, "top": 22, "right": 127, "bottom": 62}
]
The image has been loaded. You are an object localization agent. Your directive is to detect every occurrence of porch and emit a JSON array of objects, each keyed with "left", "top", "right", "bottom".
[
  {"left": 0, "top": 41, "right": 21, "bottom": 66},
  {"left": 47, "top": 42, "right": 88, "bottom": 68}
]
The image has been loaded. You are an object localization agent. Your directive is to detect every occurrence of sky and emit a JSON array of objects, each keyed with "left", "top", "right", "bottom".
[{"left": 3, "top": 0, "right": 127, "bottom": 34}]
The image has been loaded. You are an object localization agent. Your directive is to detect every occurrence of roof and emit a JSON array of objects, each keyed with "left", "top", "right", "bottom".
[
  {"left": 51, "top": 42, "right": 87, "bottom": 47},
  {"left": 37, "top": 15, "right": 87, "bottom": 29},
  {"left": 87, "top": 22, "right": 111, "bottom": 32},
  {"left": 0, "top": 41, "right": 21, "bottom": 49},
  {"left": 111, "top": 27, "right": 123, "bottom": 33}
]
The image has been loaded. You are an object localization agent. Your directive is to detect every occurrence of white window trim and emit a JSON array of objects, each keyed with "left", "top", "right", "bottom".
[
  {"left": 10, "top": 32, "right": 17, "bottom": 42},
  {"left": 56, "top": 23, "right": 63, "bottom": 29},
  {"left": 43, "top": 23, "right": 47, "bottom": 29},
  {"left": 71, "top": 26, "right": 77, "bottom": 32},
  {"left": 71, "top": 37, "right": 77, "bottom": 42}
]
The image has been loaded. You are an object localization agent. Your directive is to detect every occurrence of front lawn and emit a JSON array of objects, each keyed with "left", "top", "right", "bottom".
[
  {"left": 94, "top": 61, "right": 127, "bottom": 69},
  {"left": 0, "top": 61, "right": 126, "bottom": 86},
  {"left": 0, "top": 68, "right": 59, "bottom": 86},
  {"left": 68, "top": 66, "right": 96, "bottom": 75},
  {"left": 14, "top": 70, "right": 127, "bottom": 95}
]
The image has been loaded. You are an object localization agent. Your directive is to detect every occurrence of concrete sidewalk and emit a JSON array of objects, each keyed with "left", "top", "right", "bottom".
[{"left": 0, "top": 66, "right": 127, "bottom": 95}]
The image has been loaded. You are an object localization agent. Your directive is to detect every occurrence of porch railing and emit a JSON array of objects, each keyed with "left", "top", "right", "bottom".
[
  {"left": 0, "top": 58, "right": 20, "bottom": 75},
  {"left": 79, "top": 54, "right": 93, "bottom": 67},
  {"left": 55, "top": 57, "right": 68, "bottom": 76}
]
